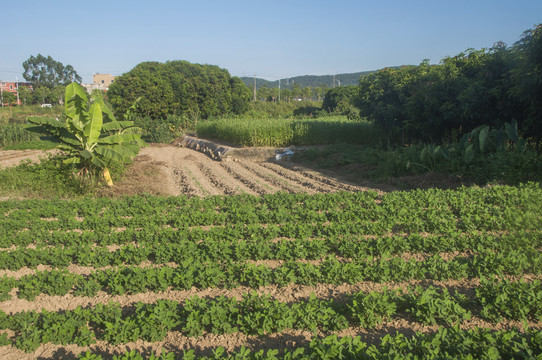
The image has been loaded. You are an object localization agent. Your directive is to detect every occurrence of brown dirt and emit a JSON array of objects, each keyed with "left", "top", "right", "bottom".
[
  {"left": 95, "top": 143, "right": 384, "bottom": 197},
  {"left": 0, "top": 149, "right": 58, "bottom": 169},
  {"left": 0, "top": 143, "right": 461, "bottom": 197}
]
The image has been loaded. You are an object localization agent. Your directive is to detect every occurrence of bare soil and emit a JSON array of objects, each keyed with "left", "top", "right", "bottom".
[
  {"left": 0, "top": 142, "right": 463, "bottom": 197},
  {"left": 0, "top": 149, "right": 58, "bottom": 169},
  {"left": 95, "top": 143, "right": 386, "bottom": 197}
]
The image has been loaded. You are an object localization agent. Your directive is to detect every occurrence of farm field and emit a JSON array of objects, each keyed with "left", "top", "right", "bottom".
[
  {"left": 0, "top": 180, "right": 541, "bottom": 359},
  {"left": 74, "top": 144, "right": 385, "bottom": 197},
  {"left": 196, "top": 116, "right": 383, "bottom": 147}
]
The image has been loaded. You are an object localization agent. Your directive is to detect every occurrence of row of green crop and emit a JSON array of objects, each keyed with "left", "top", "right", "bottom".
[
  {"left": 2, "top": 184, "right": 539, "bottom": 230},
  {"left": 1, "top": 230, "right": 540, "bottom": 270},
  {"left": 3, "top": 250, "right": 542, "bottom": 300},
  {"left": 2, "top": 279, "right": 541, "bottom": 352},
  {"left": 75, "top": 326, "right": 542, "bottom": 360},
  {"left": 2, "top": 187, "right": 541, "bottom": 244},
  {"left": 5, "top": 213, "right": 540, "bottom": 250},
  {"left": 196, "top": 116, "right": 383, "bottom": 147}
]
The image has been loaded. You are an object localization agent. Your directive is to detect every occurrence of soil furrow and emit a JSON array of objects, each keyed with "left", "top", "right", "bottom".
[
  {"left": 258, "top": 162, "right": 335, "bottom": 193},
  {"left": 270, "top": 161, "right": 364, "bottom": 192},
  {"left": 173, "top": 168, "right": 199, "bottom": 197},
  {"left": 179, "top": 161, "right": 223, "bottom": 196},
  {"left": 219, "top": 161, "right": 281, "bottom": 193},
  {"left": 236, "top": 162, "right": 301, "bottom": 194},
  {"left": 219, "top": 162, "right": 268, "bottom": 195},
  {"left": 242, "top": 161, "right": 317, "bottom": 194},
  {"left": 199, "top": 161, "right": 259, "bottom": 196},
  {"left": 196, "top": 163, "right": 238, "bottom": 195}
]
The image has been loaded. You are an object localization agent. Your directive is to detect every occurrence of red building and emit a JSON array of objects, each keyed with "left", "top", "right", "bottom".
[{"left": 0, "top": 81, "right": 32, "bottom": 106}]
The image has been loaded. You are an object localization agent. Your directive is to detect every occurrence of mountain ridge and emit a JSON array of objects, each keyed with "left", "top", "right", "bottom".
[{"left": 239, "top": 70, "right": 380, "bottom": 89}]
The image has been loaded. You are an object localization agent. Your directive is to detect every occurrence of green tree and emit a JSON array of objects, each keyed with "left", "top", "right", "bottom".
[
  {"left": 107, "top": 62, "right": 175, "bottom": 119},
  {"left": 51, "top": 85, "right": 66, "bottom": 105},
  {"left": 291, "top": 83, "right": 302, "bottom": 99},
  {"left": 315, "top": 84, "right": 327, "bottom": 101},
  {"left": 512, "top": 24, "right": 542, "bottom": 145},
  {"left": 281, "top": 88, "right": 292, "bottom": 102},
  {"left": 322, "top": 86, "right": 358, "bottom": 113},
  {"left": 230, "top": 77, "right": 251, "bottom": 114},
  {"left": 301, "top": 86, "right": 313, "bottom": 101},
  {"left": 1, "top": 91, "right": 17, "bottom": 106},
  {"left": 108, "top": 60, "right": 250, "bottom": 120},
  {"left": 22, "top": 54, "right": 82, "bottom": 89},
  {"left": 18, "top": 86, "right": 32, "bottom": 106},
  {"left": 356, "top": 66, "right": 415, "bottom": 143},
  {"left": 257, "top": 86, "right": 271, "bottom": 102},
  {"left": 33, "top": 86, "right": 52, "bottom": 105}
]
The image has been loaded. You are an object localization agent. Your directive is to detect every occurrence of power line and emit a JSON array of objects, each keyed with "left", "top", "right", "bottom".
[{"left": 0, "top": 69, "right": 22, "bottom": 74}]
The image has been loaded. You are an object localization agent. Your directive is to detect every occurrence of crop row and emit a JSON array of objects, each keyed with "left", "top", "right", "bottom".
[
  {"left": 2, "top": 184, "right": 540, "bottom": 232},
  {"left": 2, "top": 250, "right": 542, "bottom": 300},
  {"left": 1, "top": 230, "right": 539, "bottom": 270},
  {"left": 4, "top": 208, "right": 542, "bottom": 250},
  {"left": 73, "top": 326, "right": 542, "bottom": 360},
  {"left": 4, "top": 205, "right": 534, "bottom": 241},
  {"left": 2, "top": 280, "right": 541, "bottom": 352}
]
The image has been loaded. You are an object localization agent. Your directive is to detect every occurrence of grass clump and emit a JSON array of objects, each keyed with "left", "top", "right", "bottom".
[
  {"left": 292, "top": 143, "right": 542, "bottom": 185},
  {"left": 0, "top": 154, "right": 127, "bottom": 199},
  {"left": 0, "top": 105, "right": 62, "bottom": 124},
  {"left": 0, "top": 123, "right": 59, "bottom": 150}
]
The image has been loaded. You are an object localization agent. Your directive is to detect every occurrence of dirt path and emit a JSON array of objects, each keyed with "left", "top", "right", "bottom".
[{"left": 0, "top": 149, "right": 58, "bottom": 169}]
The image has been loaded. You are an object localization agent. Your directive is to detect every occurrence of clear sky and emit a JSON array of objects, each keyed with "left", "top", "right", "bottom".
[{"left": 2, "top": 0, "right": 542, "bottom": 83}]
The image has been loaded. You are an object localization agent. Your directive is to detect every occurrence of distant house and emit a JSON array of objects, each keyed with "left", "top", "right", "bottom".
[
  {"left": 81, "top": 73, "right": 116, "bottom": 93},
  {"left": 0, "top": 81, "right": 32, "bottom": 106}
]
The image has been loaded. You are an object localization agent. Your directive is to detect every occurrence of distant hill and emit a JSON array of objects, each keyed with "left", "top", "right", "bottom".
[{"left": 239, "top": 70, "right": 378, "bottom": 89}]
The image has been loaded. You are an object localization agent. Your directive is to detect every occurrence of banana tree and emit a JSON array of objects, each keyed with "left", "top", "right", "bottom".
[{"left": 28, "top": 83, "right": 144, "bottom": 186}]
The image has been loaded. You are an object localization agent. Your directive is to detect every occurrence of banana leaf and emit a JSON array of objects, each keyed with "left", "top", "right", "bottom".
[
  {"left": 84, "top": 102, "right": 103, "bottom": 145},
  {"left": 98, "top": 133, "right": 141, "bottom": 145},
  {"left": 102, "top": 121, "right": 136, "bottom": 132}
]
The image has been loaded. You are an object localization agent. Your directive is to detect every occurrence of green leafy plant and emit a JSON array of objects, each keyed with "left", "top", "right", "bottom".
[
  {"left": 349, "top": 288, "right": 398, "bottom": 328},
  {"left": 27, "top": 82, "right": 144, "bottom": 185}
]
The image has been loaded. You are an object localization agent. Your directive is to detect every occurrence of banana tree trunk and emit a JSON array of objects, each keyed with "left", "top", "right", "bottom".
[{"left": 103, "top": 168, "right": 113, "bottom": 187}]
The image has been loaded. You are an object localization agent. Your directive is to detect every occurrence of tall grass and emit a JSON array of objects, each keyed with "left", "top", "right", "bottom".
[
  {"left": 197, "top": 116, "right": 385, "bottom": 147},
  {"left": 0, "top": 124, "right": 40, "bottom": 148},
  {"left": 246, "top": 101, "right": 323, "bottom": 118},
  {"left": 0, "top": 156, "right": 94, "bottom": 198},
  {"left": 0, "top": 105, "right": 62, "bottom": 124}
]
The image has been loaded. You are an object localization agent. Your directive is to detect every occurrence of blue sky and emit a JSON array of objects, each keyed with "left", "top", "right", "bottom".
[{"left": 2, "top": 0, "right": 542, "bottom": 83}]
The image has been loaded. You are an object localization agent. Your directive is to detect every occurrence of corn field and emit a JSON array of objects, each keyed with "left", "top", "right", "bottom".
[{"left": 196, "top": 116, "right": 384, "bottom": 147}]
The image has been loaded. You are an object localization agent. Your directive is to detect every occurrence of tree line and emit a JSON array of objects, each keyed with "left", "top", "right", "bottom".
[
  {"left": 324, "top": 24, "right": 542, "bottom": 146},
  {"left": 15, "top": 56, "right": 253, "bottom": 121},
  {"left": 16, "top": 23, "right": 541, "bottom": 145}
]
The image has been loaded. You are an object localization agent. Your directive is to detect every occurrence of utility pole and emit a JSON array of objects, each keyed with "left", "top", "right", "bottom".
[{"left": 278, "top": 79, "right": 281, "bottom": 102}]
